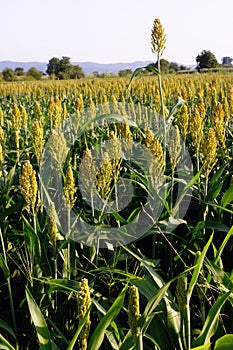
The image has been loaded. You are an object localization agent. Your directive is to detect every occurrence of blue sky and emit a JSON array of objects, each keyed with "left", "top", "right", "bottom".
[{"left": 1, "top": 0, "right": 232, "bottom": 65}]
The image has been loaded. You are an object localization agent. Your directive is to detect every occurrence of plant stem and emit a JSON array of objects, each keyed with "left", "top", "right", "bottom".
[
  {"left": 157, "top": 53, "right": 166, "bottom": 160},
  {"left": 67, "top": 208, "right": 71, "bottom": 279},
  {"left": 135, "top": 333, "right": 143, "bottom": 350}
]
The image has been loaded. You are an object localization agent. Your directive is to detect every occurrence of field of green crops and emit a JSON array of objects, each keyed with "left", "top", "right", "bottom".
[{"left": 0, "top": 73, "right": 233, "bottom": 349}]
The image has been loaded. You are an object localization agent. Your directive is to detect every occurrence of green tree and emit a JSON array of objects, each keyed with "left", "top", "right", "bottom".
[
  {"left": 2, "top": 68, "right": 16, "bottom": 81},
  {"left": 46, "top": 56, "right": 81, "bottom": 79},
  {"left": 169, "top": 62, "right": 180, "bottom": 72},
  {"left": 27, "top": 67, "right": 43, "bottom": 80},
  {"left": 58, "top": 56, "right": 72, "bottom": 79},
  {"left": 70, "top": 65, "right": 84, "bottom": 79},
  {"left": 154, "top": 58, "right": 170, "bottom": 74},
  {"left": 15, "top": 67, "right": 24, "bottom": 76},
  {"left": 118, "top": 69, "right": 132, "bottom": 77},
  {"left": 46, "top": 57, "right": 61, "bottom": 77},
  {"left": 196, "top": 50, "right": 219, "bottom": 71}
]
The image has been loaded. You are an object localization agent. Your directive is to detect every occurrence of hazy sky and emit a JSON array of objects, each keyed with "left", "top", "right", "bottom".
[{"left": 1, "top": 0, "right": 232, "bottom": 65}]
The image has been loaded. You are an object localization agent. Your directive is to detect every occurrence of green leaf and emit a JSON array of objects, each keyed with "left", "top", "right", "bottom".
[
  {"left": 23, "top": 215, "right": 41, "bottom": 261},
  {"left": 190, "top": 344, "right": 211, "bottom": 349},
  {"left": 40, "top": 278, "right": 80, "bottom": 293},
  {"left": 187, "top": 233, "right": 213, "bottom": 302},
  {"left": 67, "top": 304, "right": 92, "bottom": 350},
  {"left": 0, "top": 254, "right": 10, "bottom": 279},
  {"left": 167, "top": 97, "right": 186, "bottom": 123},
  {"left": 192, "top": 291, "right": 232, "bottom": 347},
  {"left": 222, "top": 186, "right": 233, "bottom": 207},
  {"left": 213, "top": 226, "right": 233, "bottom": 265},
  {"left": 26, "top": 286, "right": 55, "bottom": 350},
  {"left": 214, "top": 334, "right": 233, "bottom": 350},
  {"left": 105, "top": 330, "right": 119, "bottom": 350},
  {"left": 128, "top": 65, "right": 160, "bottom": 88},
  {"left": 88, "top": 285, "right": 127, "bottom": 350},
  {"left": 139, "top": 276, "right": 177, "bottom": 334},
  {"left": 0, "top": 334, "right": 15, "bottom": 350},
  {"left": 0, "top": 320, "right": 16, "bottom": 339}
]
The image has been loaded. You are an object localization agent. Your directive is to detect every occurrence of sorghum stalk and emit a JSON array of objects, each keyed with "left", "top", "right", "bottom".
[
  {"left": 168, "top": 125, "right": 182, "bottom": 277},
  {"left": 19, "top": 160, "right": 38, "bottom": 274},
  {"left": 201, "top": 128, "right": 218, "bottom": 239},
  {"left": 46, "top": 202, "right": 59, "bottom": 307},
  {"left": 151, "top": 18, "right": 167, "bottom": 158}
]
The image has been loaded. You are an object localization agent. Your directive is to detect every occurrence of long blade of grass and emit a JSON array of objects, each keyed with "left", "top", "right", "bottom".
[
  {"left": 67, "top": 304, "right": 92, "bottom": 350},
  {"left": 128, "top": 65, "right": 160, "bottom": 88},
  {"left": 0, "top": 334, "right": 16, "bottom": 350},
  {"left": 187, "top": 233, "right": 213, "bottom": 302},
  {"left": 213, "top": 226, "right": 233, "bottom": 265},
  {"left": 192, "top": 290, "right": 232, "bottom": 347},
  {"left": 88, "top": 285, "right": 127, "bottom": 350},
  {"left": 25, "top": 286, "right": 55, "bottom": 350}
]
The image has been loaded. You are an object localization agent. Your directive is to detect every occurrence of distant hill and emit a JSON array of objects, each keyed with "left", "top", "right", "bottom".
[
  {"left": 0, "top": 61, "right": 48, "bottom": 73},
  {"left": 0, "top": 60, "right": 195, "bottom": 75},
  {"left": 0, "top": 60, "right": 154, "bottom": 75}
]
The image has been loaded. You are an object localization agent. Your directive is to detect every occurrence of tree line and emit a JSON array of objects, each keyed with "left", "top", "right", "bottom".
[
  {"left": 0, "top": 56, "right": 85, "bottom": 82},
  {"left": 0, "top": 51, "right": 232, "bottom": 81}
]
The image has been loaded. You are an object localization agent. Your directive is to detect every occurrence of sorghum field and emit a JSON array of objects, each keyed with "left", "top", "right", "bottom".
[{"left": 0, "top": 72, "right": 233, "bottom": 350}]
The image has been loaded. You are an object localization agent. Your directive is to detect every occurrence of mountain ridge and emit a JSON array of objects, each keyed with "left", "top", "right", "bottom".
[{"left": 0, "top": 60, "right": 155, "bottom": 75}]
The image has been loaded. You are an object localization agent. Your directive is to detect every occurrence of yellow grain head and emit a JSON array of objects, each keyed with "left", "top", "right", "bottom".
[
  {"left": 189, "top": 107, "right": 203, "bottom": 152},
  {"left": 12, "top": 102, "right": 21, "bottom": 131},
  {"left": 48, "top": 97, "right": 62, "bottom": 129},
  {"left": 168, "top": 125, "right": 182, "bottom": 173},
  {"left": 31, "top": 120, "right": 45, "bottom": 163},
  {"left": 176, "top": 104, "right": 189, "bottom": 140},
  {"left": 64, "top": 165, "right": 76, "bottom": 210},
  {"left": 144, "top": 130, "right": 165, "bottom": 188},
  {"left": 46, "top": 202, "right": 58, "bottom": 246},
  {"left": 128, "top": 285, "right": 141, "bottom": 338},
  {"left": 79, "top": 148, "right": 97, "bottom": 198},
  {"left": 201, "top": 128, "right": 218, "bottom": 178},
  {"left": 100, "top": 95, "right": 110, "bottom": 115},
  {"left": 145, "top": 130, "right": 164, "bottom": 168},
  {"left": 0, "top": 143, "right": 3, "bottom": 176},
  {"left": 75, "top": 94, "right": 84, "bottom": 112},
  {"left": 48, "top": 130, "right": 67, "bottom": 170},
  {"left": 20, "top": 105, "right": 28, "bottom": 131},
  {"left": 96, "top": 151, "right": 114, "bottom": 199},
  {"left": 151, "top": 18, "right": 166, "bottom": 57},
  {"left": 87, "top": 97, "right": 96, "bottom": 119},
  {"left": 176, "top": 275, "right": 187, "bottom": 310},
  {"left": 212, "top": 102, "right": 226, "bottom": 148},
  {"left": 196, "top": 95, "right": 206, "bottom": 120},
  {"left": 222, "top": 96, "right": 230, "bottom": 124},
  {"left": 34, "top": 101, "right": 43, "bottom": 126},
  {"left": 227, "top": 86, "right": 233, "bottom": 115},
  {"left": 62, "top": 102, "right": 68, "bottom": 120},
  {"left": 110, "top": 94, "right": 120, "bottom": 114},
  {"left": 0, "top": 106, "right": 4, "bottom": 127},
  {"left": 119, "top": 120, "right": 133, "bottom": 152},
  {"left": 77, "top": 278, "right": 91, "bottom": 350},
  {"left": 11, "top": 102, "right": 22, "bottom": 151},
  {"left": 19, "top": 160, "right": 38, "bottom": 212},
  {"left": 0, "top": 127, "right": 6, "bottom": 156}
]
